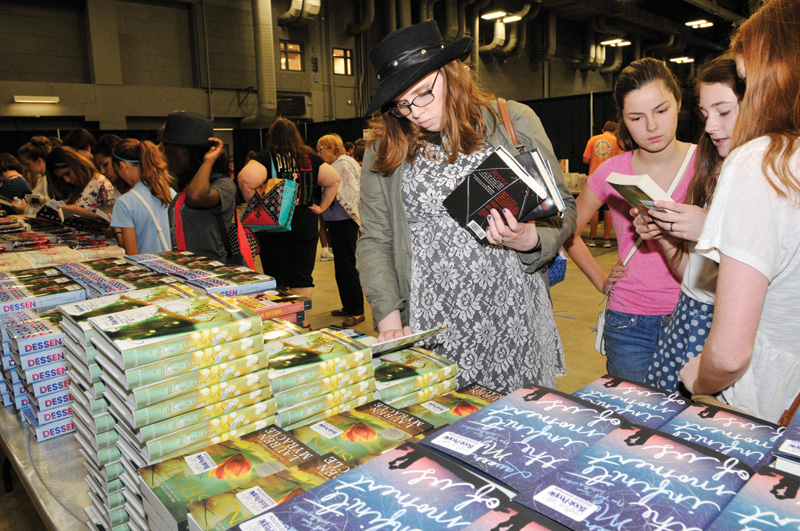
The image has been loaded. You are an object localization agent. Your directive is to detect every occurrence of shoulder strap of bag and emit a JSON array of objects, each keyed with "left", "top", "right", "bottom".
[
  {"left": 130, "top": 188, "right": 171, "bottom": 253},
  {"left": 174, "top": 189, "right": 187, "bottom": 252},
  {"left": 620, "top": 144, "right": 697, "bottom": 266},
  {"left": 497, "top": 98, "right": 519, "bottom": 146}
]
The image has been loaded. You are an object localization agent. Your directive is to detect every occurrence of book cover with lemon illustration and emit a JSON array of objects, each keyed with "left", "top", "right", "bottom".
[{"left": 88, "top": 295, "right": 262, "bottom": 369}]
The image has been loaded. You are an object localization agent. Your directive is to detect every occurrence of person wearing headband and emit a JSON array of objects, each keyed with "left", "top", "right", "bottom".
[
  {"left": 110, "top": 138, "right": 175, "bottom": 254},
  {"left": 357, "top": 21, "right": 577, "bottom": 393}
]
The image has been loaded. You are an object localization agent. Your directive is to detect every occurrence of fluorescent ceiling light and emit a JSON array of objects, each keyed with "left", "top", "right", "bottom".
[
  {"left": 686, "top": 19, "right": 713, "bottom": 29},
  {"left": 213, "top": 128, "right": 234, "bottom": 131},
  {"left": 502, "top": 15, "right": 521, "bottom": 23},
  {"left": 615, "top": 40, "right": 631, "bottom": 47},
  {"left": 14, "top": 95, "right": 59, "bottom": 104},
  {"left": 481, "top": 11, "right": 507, "bottom": 20},
  {"left": 669, "top": 56, "right": 694, "bottom": 63},
  {"left": 600, "top": 38, "right": 622, "bottom": 46}
]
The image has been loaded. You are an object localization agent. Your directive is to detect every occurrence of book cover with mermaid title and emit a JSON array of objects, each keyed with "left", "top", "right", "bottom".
[
  {"left": 421, "top": 386, "right": 624, "bottom": 492},
  {"left": 573, "top": 374, "right": 690, "bottom": 429},
  {"left": 521, "top": 424, "right": 753, "bottom": 530},
  {"left": 240, "top": 441, "right": 509, "bottom": 531}
]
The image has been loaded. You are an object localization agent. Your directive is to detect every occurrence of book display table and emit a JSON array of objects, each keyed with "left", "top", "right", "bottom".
[{"left": 0, "top": 406, "right": 88, "bottom": 530}]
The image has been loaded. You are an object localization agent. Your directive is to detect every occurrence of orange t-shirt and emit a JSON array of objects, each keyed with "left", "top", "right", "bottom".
[{"left": 583, "top": 132, "right": 621, "bottom": 175}]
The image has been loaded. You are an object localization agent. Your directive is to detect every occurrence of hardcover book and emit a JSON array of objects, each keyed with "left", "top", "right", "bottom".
[
  {"left": 267, "top": 329, "right": 371, "bottom": 393},
  {"left": 373, "top": 347, "right": 457, "bottom": 402},
  {"left": 606, "top": 171, "right": 674, "bottom": 215},
  {"left": 368, "top": 324, "right": 445, "bottom": 356},
  {"left": 88, "top": 295, "right": 262, "bottom": 370},
  {"left": 463, "top": 500, "right": 570, "bottom": 531},
  {"left": 289, "top": 400, "right": 433, "bottom": 465},
  {"left": 7, "top": 312, "right": 65, "bottom": 356},
  {"left": 281, "top": 394, "right": 375, "bottom": 431},
  {"left": 421, "top": 386, "right": 624, "bottom": 492},
  {"left": 385, "top": 376, "right": 457, "bottom": 409},
  {"left": 140, "top": 426, "right": 319, "bottom": 531},
  {"left": 186, "top": 453, "right": 352, "bottom": 531},
  {"left": 0, "top": 280, "right": 86, "bottom": 316},
  {"left": 58, "top": 283, "right": 196, "bottom": 346},
  {"left": 443, "top": 145, "right": 547, "bottom": 242},
  {"left": 659, "top": 401, "right": 785, "bottom": 468},
  {"left": 275, "top": 379, "right": 375, "bottom": 428},
  {"left": 186, "top": 272, "right": 276, "bottom": 297},
  {"left": 521, "top": 424, "right": 753, "bottom": 530},
  {"left": 244, "top": 441, "right": 510, "bottom": 531},
  {"left": 402, "top": 382, "right": 505, "bottom": 429},
  {"left": 573, "top": 374, "right": 691, "bottom": 429},
  {"left": 22, "top": 406, "right": 75, "bottom": 441},
  {"left": 707, "top": 466, "right": 800, "bottom": 530},
  {"left": 272, "top": 364, "right": 374, "bottom": 409}
]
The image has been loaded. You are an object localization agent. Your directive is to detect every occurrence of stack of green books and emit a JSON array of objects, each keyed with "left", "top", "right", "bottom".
[
  {"left": 267, "top": 328, "right": 377, "bottom": 429},
  {"left": 59, "top": 283, "right": 200, "bottom": 531}
]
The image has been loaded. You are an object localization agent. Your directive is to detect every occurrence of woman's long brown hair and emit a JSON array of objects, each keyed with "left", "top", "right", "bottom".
[{"left": 113, "top": 139, "right": 174, "bottom": 206}]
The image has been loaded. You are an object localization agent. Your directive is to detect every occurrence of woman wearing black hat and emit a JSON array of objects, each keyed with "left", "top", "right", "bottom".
[{"left": 358, "top": 21, "right": 577, "bottom": 393}]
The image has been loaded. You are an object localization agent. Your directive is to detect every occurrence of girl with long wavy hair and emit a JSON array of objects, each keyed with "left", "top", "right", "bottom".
[
  {"left": 680, "top": 0, "right": 800, "bottom": 422},
  {"left": 357, "top": 21, "right": 577, "bottom": 393}
]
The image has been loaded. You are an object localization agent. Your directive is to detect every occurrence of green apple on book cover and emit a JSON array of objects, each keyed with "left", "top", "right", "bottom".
[
  {"left": 186, "top": 453, "right": 352, "bottom": 531},
  {"left": 88, "top": 295, "right": 262, "bottom": 370},
  {"left": 373, "top": 347, "right": 457, "bottom": 401},
  {"left": 276, "top": 379, "right": 376, "bottom": 428}
]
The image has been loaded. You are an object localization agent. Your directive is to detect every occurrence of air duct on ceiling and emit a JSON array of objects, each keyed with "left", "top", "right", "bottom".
[
  {"left": 600, "top": 46, "right": 623, "bottom": 74},
  {"left": 348, "top": 0, "right": 375, "bottom": 34},
  {"left": 241, "top": 0, "right": 277, "bottom": 129},
  {"left": 442, "top": 0, "right": 459, "bottom": 41},
  {"left": 479, "top": 20, "right": 506, "bottom": 53},
  {"left": 277, "top": 0, "right": 303, "bottom": 26},
  {"left": 495, "top": 2, "right": 533, "bottom": 58},
  {"left": 457, "top": 0, "right": 479, "bottom": 39}
]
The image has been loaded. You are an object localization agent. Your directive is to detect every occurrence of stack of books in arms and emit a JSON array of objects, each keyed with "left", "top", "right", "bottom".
[
  {"left": 267, "top": 327, "right": 377, "bottom": 429},
  {"left": 126, "top": 251, "right": 277, "bottom": 296}
]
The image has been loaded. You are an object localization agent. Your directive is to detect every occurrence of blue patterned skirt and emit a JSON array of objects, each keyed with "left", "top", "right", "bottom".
[{"left": 646, "top": 292, "right": 714, "bottom": 392}]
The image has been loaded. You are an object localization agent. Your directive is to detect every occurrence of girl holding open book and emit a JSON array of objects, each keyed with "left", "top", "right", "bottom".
[
  {"left": 110, "top": 139, "right": 175, "bottom": 254},
  {"left": 678, "top": 0, "right": 800, "bottom": 423},
  {"left": 563, "top": 58, "right": 697, "bottom": 383},
  {"left": 357, "top": 21, "right": 577, "bottom": 393},
  {"left": 632, "top": 56, "right": 744, "bottom": 393}
]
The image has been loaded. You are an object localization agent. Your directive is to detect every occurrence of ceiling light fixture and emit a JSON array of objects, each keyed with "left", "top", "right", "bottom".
[
  {"left": 685, "top": 19, "right": 713, "bottom": 29},
  {"left": 502, "top": 15, "right": 521, "bottom": 23},
  {"left": 600, "top": 38, "right": 622, "bottom": 46},
  {"left": 481, "top": 11, "right": 507, "bottom": 20},
  {"left": 13, "top": 95, "right": 59, "bottom": 104},
  {"left": 669, "top": 56, "right": 695, "bottom": 64}
]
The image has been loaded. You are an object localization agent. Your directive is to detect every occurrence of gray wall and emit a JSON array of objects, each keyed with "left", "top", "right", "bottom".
[{"left": 0, "top": 0, "right": 615, "bottom": 132}]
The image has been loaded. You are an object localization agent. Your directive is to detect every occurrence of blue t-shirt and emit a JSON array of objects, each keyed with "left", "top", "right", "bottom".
[{"left": 111, "top": 181, "right": 175, "bottom": 254}]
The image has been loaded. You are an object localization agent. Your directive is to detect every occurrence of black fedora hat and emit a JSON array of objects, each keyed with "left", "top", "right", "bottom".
[
  {"left": 158, "top": 111, "right": 215, "bottom": 147},
  {"left": 365, "top": 21, "right": 472, "bottom": 116}
]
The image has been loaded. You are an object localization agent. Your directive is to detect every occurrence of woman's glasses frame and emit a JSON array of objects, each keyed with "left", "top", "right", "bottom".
[{"left": 389, "top": 71, "right": 440, "bottom": 118}]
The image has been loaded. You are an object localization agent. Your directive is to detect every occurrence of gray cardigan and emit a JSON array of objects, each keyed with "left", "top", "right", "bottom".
[{"left": 356, "top": 100, "right": 578, "bottom": 329}]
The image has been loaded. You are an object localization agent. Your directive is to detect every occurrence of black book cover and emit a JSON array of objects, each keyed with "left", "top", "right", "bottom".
[
  {"left": 514, "top": 148, "right": 567, "bottom": 222},
  {"left": 443, "top": 146, "right": 545, "bottom": 242}
]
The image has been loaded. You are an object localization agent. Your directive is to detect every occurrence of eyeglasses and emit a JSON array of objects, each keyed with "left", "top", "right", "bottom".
[{"left": 389, "top": 71, "right": 440, "bottom": 118}]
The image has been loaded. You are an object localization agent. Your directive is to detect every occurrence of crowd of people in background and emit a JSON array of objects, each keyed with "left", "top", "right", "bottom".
[{"left": 0, "top": 0, "right": 797, "bottom": 423}]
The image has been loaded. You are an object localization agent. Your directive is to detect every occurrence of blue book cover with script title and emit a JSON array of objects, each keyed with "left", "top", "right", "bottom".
[
  {"left": 660, "top": 402, "right": 784, "bottom": 469},
  {"left": 463, "top": 500, "right": 570, "bottom": 531},
  {"left": 233, "top": 441, "right": 510, "bottom": 531},
  {"left": 707, "top": 466, "right": 800, "bottom": 531},
  {"left": 521, "top": 424, "right": 753, "bottom": 531},
  {"left": 419, "top": 386, "right": 625, "bottom": 493},
  {"left": 573, "top": 374, "right": 690, "bottom": 429}
]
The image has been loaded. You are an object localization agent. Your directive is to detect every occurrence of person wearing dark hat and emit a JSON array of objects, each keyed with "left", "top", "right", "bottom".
[
  {"left": 357, "top": 21, "right": 577, "bottom": 394},
  {"left": 160, "top": 110, "right": 237, "bottom": 263}
]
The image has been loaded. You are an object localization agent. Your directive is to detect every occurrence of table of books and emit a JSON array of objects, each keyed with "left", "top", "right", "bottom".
[{"left": 0, "top": 405, "right": 88, "bottom": 530}]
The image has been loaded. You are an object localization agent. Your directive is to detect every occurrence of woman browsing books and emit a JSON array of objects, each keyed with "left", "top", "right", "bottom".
[
  {"left": 631, "top": 56, "right": 744, "bottom": 392},
  {"left": 563, "top": 58, "right": 697, "bottom": 383},
  {"left": 45, "top": 146, "right": 115, "bottom": 215},
  {"left": 110, "top": 139, "right": 176, "bottom": 255},
  {"left": 679, "top": 0, "right": 800, "bottom": 423},
  {"left": 357, "top": 21, "right": 577, "bottom": 393}
]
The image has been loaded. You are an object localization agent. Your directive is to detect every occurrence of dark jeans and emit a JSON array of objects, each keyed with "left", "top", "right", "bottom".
[
  {"left": 327, "top": 218, "right": 364, "bottom": 315},
  {"left": 256, "top": 207, "right": 318, "bottom": 288}
]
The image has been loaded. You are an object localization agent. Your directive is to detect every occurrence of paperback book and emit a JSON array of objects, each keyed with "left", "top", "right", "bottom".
[
  {"left": 421, "top": 386, "right": 625, "bottom": 492},
  {"left": 290, "top": 400, "right": 433, "bottom": 465},
  {"left": 185, "top": 453, "right": 352, "bottom": 531},
  {"left": 443, "top": 145, "right": 548, "bottom": 242},
  {"left": 402, "top": 382, "right": 505, "bottom": 429},
  {"left": 245, "top": 441, "right": 510, "bottom": 531},
  {"left": 463, "top": 500, "right": 570, "bottom": 531},
  {"left": 185, "top": 271, "right": 276, "bottom": 297},
  {"left": 659, "top": 401, "right": 785, "bottom": 468},
  {"left": 606, "top": 171, "right": 675, "bottom": 215},
  {"left": 0, "top": 279, "right": 86, "bottom": 316},
  {"left": 521, "top": 424, "right": 753, "bottom": 530},
  {"left": 573, "top": 374, "right": 691, "bottom": 429},
  {"left": 513, "top": 147, "right": 567, "bottom": 221},
  {"left": 22, "top": 406, "right": 75, "bottom": 441},
  {"left": 373, "top": 347, "right": 457, "bottom": 401},
  {"left": 707, "top": 466, "right": 800, "bottom": 530},
  {"left": 88, "top": 295, "right": 262, "bottom": 370}
]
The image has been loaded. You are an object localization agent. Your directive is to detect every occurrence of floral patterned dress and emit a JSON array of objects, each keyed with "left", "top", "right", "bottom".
[
  {"left": 402, "top": 142, "right": 566, "bottom": 394},
  {"left": 75, "top": 174, "right": 115, "bottom": 212}
]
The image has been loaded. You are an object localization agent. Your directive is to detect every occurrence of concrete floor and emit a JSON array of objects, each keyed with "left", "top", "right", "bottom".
[{"left": 0, "top": 229, "right": 617, "bottom": 530}]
